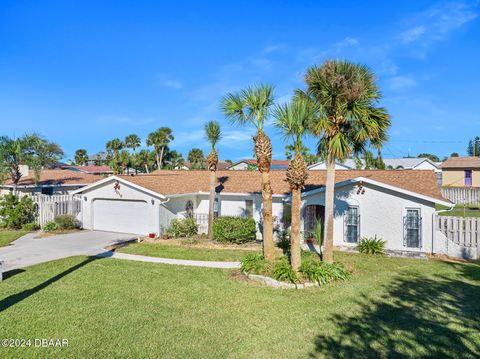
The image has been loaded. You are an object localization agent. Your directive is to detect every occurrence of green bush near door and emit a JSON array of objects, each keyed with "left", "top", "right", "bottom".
[{"left": 213, "top": 216, "right": 256, "bottom": 244}]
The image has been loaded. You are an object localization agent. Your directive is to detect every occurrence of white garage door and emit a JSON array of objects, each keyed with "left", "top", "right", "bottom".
[{"left": 92, "top": 199, "right": 151, "bottom": 235}]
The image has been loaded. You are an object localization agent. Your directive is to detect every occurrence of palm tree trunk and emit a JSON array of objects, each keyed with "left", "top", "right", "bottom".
[
  {"left": 262, "top": 171, "right": 275, "bottom": 261},
  {"left": 207, "top": 170, "right": 216, "bottom": 240},
  {"left": 290, "top": 187, "right": 301, "bottom": 272},
  {"left": 159, "top": 146, "right": 165, "bottom": 170},
  {"left": 323, "top": 152, "right": 336, "bottom": 263},
  {"left": 144, "top": 164, "right": 149, "bottom": 174},
  {"left": 155, "top": 152, "right": 161, "bottom": 170}
]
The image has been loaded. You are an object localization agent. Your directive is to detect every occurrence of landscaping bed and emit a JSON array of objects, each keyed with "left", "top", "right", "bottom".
[{"left": 1, "top": 252, "right": 479, "bottom": 358}]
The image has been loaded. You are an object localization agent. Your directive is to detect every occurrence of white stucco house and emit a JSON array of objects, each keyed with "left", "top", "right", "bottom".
[{"left": 72, "top": 169, "right": 452, "bottom": 256}]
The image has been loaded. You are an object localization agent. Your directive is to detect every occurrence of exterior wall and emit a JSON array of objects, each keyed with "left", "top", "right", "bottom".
[
  {"left": 228, "top": 162, "right": 249, "bottom": 170},
  {"left": 308, "top": 162, "right": 351, "bottom": 170},
  {"left": 442, "top": 169, "right": 480, "bottom": 187},
  {"left": 413, "top": 161, "right": 439, "bottom": 172},
  {"left": 78, "top": 180, "right": 165, "bottom": 235},
  {"left": 303, "top": 182, "right": 437, "bottom": 253}
]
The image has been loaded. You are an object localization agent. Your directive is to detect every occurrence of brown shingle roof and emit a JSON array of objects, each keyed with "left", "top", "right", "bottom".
[
  {"left": 5, "top": 170, "right": 104, "bottom": 186},
  {"left": 119, "top": 169, "right": 446, "bottom": 201},
  {"left": 441, "top": 156, "right": 480, "bottom": 169}
]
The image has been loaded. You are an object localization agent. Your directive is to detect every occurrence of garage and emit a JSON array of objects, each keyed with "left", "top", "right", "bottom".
[{"left": 92, "top": 199, "right": 152, "bottom": 235}]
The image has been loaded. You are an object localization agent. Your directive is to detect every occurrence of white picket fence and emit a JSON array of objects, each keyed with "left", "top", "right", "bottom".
[
  {"left": 441, "top": 187, "right": 480, "bottom": 205},
  {"left": 30, "top": 195, "right": 82, "bottom": 228},
  {"left": 436, "top": 215, "right": 480, "bottom": 247}
]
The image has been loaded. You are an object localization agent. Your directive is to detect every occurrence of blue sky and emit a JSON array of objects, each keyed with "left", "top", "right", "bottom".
[{"left": 0, "top": 0, "right": 479, "bottom": 162}]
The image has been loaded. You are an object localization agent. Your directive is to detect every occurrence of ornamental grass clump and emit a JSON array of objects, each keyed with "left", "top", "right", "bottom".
[
  {"left": 299, "top": 258, "right": 350, "bottom": 285},
  {"left": 240, "top": 253, "right": 267, "bottom": 274},
  {"left": 358, "top": 235, "right": 386, "bottom": 255}
]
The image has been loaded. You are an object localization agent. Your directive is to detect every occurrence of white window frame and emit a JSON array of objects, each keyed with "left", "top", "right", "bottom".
[
  {"left": 403, "top": 207, "right": 422, "bottom": 249},
  {"left": 344, "top": 206, "right": 360, "bottom": 243}
]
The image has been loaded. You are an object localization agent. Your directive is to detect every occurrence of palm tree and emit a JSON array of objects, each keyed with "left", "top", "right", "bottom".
[
  {"left": 298, "top": 60, "right": 391, "bottom": 263},
  {"left": 106, "top": 138, "right": 123, "bottom": 158},
  {"left": 74, "top": 149, "right": 88, "bottom": 166},
  {"left": 273, "top": 99, "right": 314, "bottom": 271},
  {"left": 124, "top": 134, "right": 141, "bottom": 153},
  {"left": 118, "top": 150, "right": 131, "bottom": 174},
  {"left": 221, "top": 84, "right": 276, "bottom": 261},
  {"left": 205, "top": 121, "right": 222, "bottom": 241},
  {"left": 165, "top": 150, "right": 185, "bottom": 169},
  {"left": 146, "top": 127, "right": 174, "bottom": 170},
  {"left": 187, "top": 148, "right": 205, "bottom": 169},
  {"left": 137, "top": 149, "right": 152, "bottom": 173}
]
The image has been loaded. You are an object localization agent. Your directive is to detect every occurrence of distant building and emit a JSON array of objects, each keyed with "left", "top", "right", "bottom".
[
  {"left": 228, "top": 159, "right": 290, "bottom": 170},
  {"left": 62, "top": 165, "right": 113, "bottom": 175},
  {"left": 441, "top": 156, "right": 480, "bottom": 187},
  {"left": 308, "top": 157, "right": 441, "bottom": 172},
  {"left": 87, "top": 152, "right": 108, "bottom": 166}
]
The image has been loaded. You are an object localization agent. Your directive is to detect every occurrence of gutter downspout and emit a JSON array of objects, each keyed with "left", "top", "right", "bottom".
[{"left": 432, "top": 202, "right": 455, "bottom": 255}]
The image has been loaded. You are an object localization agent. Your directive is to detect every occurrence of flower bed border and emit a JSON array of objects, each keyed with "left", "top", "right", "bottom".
[{"left": 244, "top": 272, "right": 320, "bottom": 289}]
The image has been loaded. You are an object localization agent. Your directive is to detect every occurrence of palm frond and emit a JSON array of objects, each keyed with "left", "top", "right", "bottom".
[{"left": 204, "top": 121, "right": 222, "bottom": 150}]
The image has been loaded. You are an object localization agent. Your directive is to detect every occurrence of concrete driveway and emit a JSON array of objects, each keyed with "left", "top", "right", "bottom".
[{"left": 0, "top": 230, "right": 137, "bottom": 271}]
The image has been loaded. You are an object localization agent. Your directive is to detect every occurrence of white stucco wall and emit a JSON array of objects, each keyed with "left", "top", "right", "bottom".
[
  {"left": 413, "top": 161, "right": 440, "bottom": 172},
  {"left": 303, "top": 182, "right": 437, "bottom": 253}
]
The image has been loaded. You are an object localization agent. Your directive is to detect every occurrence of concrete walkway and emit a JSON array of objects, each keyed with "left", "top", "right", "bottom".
[
  {"left": 0, "top": 231, "right": 137, "bottom": 271},
  {"left": 97, "top": 251, "right": 241, "bottom": 269}
]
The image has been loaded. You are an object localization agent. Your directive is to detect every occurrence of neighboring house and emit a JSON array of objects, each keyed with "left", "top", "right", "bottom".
[
  {"left": 308, "top": 157, "right": 441, "bottom": 172},
  {"left": 62, "top": 165, "right": 113, "bottom": 175},
  {"left": 72, "top": 170, "right": 451, "bottom": 256},
  {"left": 86, "top": 152, "right": 108, "bottom": 166},
  {"left": 0, "top": 169, "right": 103, "bottom": 195},
  {"left": 176, "top": 161, "right": 231, "bottom": 170},
  {"left": 228, "top": 159, "right": 290, "bottom": 170},
  {"left": 441, "top": 156, "right": 480, "bottom": 187}
]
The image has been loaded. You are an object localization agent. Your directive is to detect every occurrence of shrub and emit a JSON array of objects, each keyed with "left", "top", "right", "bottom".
[
  {"left": 0, "top": 194, "right": 38, "bottom": 229},
  {"left": 166, "top": 217, "right": 198, "bottom": 238},
  {"left": 43, "top": 221, "right": 59, "bottom": 232},
  {"left": 22, "top": 222, "right": 40, "bottom": 231},
  {"left": 272, "top": 256, "right": 297, "bottom": 283},
  {"left": 213, "top": 216, "right": 256, "bottom": 244},
  {"left": 54, "top": 214, "right": 78, "bottom": 230},
  {"left": 276, "top": 230, "right": 290, "bottom": 254},
  {"left": 358, "top": 235, "right": 386, "bottom": 255},
  {"left": 240, "top": 253, "right": 266, "bottom": 274},
  {"left": 300, "top": 258, "right": 350, "bottom": 285}
]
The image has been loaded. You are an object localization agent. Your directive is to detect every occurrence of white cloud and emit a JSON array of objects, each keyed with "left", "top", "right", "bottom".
[
  {"left": 159, "top": 79, "right": 183, "bottom": 90},
  {"left": 262, "top": 44, "right": 283, "bottom": 54},
  {"left": 386, "top": 75, "right": 417, "bottom": 92},
  {"left": 400, "top": 26, "right": 427, "bottom": 44},
  {"left": 334, "top": 37, "right": 359, "bottom": 49}
]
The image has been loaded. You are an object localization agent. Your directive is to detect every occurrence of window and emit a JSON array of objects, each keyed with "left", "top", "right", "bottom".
[
  {"left": 465, "top": 170, "right": 472, "bottom": 186},
  {"left": 404, "top": 209, "right": 421, "bottom": 248},
  {"left": 344, "top": 207, "right": 360, "bottom": 243},
  {"left": 245, "top": 200, "right": 253, "bottom": 218},
  {"left": 41, "top": 187, "right": 54, "bottom": 195}
]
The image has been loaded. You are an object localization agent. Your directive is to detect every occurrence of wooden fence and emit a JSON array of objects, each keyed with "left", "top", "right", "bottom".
[
  {"left": 436, "top": 215, "right": 480, "bottom": 248},
  {"left": 30, "top": 195, "right": 82, "bottom": 228},
  {"left": 441, "top": 187, "right": 480, "bottom": 205}
]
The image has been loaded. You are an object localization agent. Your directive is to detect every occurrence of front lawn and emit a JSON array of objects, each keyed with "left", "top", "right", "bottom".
[
  {"left": 1, "top": 253, "right": 479, "bottom": 358},
  {"left": 0, "top": 230, "right": 28, "bottom": 247},
  {"left": 436, "top": 204, "right": 480, "bottom": 217},
  {"left": 117, "top": 241, "right": 259, "bottom": 261}
]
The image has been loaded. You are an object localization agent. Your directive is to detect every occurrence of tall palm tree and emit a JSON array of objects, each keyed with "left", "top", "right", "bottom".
[
  {"left": 146, "top": 127, "right": 174, "bottom": 170},
  {"left": 106, "top": 138, "right": 123, "bottom": 158},
  {"left": 137, "top": 149, "right": 152, "bottom": 173},
  {"left": 124, "top": 134, "right": 141, "bottom": 153},
  {"left": 273, "top": 99, "right": 314, "bottom": 272},
  {"left": 221, "top": 84, "right": 276, "bottom": 261},
  {"left": 165, "top": 150, "right": 185, "bottom": 169},
  {"left": 298, "top": 60, "right": 390, "bottom": 263},
  {"left": 187, "top": 148, "right": 205, "bottom": 169},
  {"left": 74, "top": 149, "right": 88, "bottom": 166},
  {"left": 118, "top": 150, "right": 131, "bottom": 174},
  {"left": 204, "top": 121, "right": 222, "bottom": 241}
]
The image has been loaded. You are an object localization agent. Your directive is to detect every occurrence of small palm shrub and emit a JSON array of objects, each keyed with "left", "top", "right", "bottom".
[
  {"left": 272, "top": 256, "right": 297, "bottom": 283},
  {"left": 276, "top": 229, "right": 291, "bottom": 254},
  {"left": 54, "top": 215, "right": 78, "bottom": 230},
  {"left": 358, "top": 235, "right": 386, "bottom": 255},
  {"left": 166, "top": 218, "right": 198, "bottom": 238},
  {"left": 43, "top": 221, "right": 59, "bottom": 232},
  {"left": 21, "top": 222, "right": 40, "bottom": 231},
  {"left": 213, "top": 216, "right": 256, "bottom": 244},
  {"left": 300, "top": 258, "right": 350, "bottom": 285},
  {"left": 240, "top": 253, "right": 267, "bottom": 274}
]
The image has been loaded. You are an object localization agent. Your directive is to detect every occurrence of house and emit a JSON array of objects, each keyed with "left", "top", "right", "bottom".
[
  {"left": 72, "top": 170, "right": 451, "bottom": 256},
  {"left": 441, "top": 156, "right": 480, "bottom": 187},
  {"left": 308, "top": 157, "right": 441, "bottom": 172},
  {"left": 174, "top": 161, "right": 231, "bottom": 170},
  {"left": 86, "top": 152, "right": 108, "bottom": 166},
  {"left": 228, "top": 159, "right": 290, "bottom": 170},
  {"left": 62, "top": 165, "right": 113, "bottom": 175},
  {"left": 0, "top": 168, "right": 104, "bottom": 195}
]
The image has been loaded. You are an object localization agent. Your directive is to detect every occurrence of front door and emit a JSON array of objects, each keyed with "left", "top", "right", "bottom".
[{"left": 304, "top": 205, "right": 325, "bottom": 235}]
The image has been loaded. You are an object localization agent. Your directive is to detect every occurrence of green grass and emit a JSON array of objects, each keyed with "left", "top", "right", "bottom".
[
  {"left": 117, "top": 242, "right": 259, "bottom": 261},
  {"left": 1, "top": 253, "right": 479, "bottom": 358},
  {"left": 436, "top": 204, "right": 480, "bottom": 217},
  {"left": 0, "top": 230, "right": 28, "bottom": 247}
]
